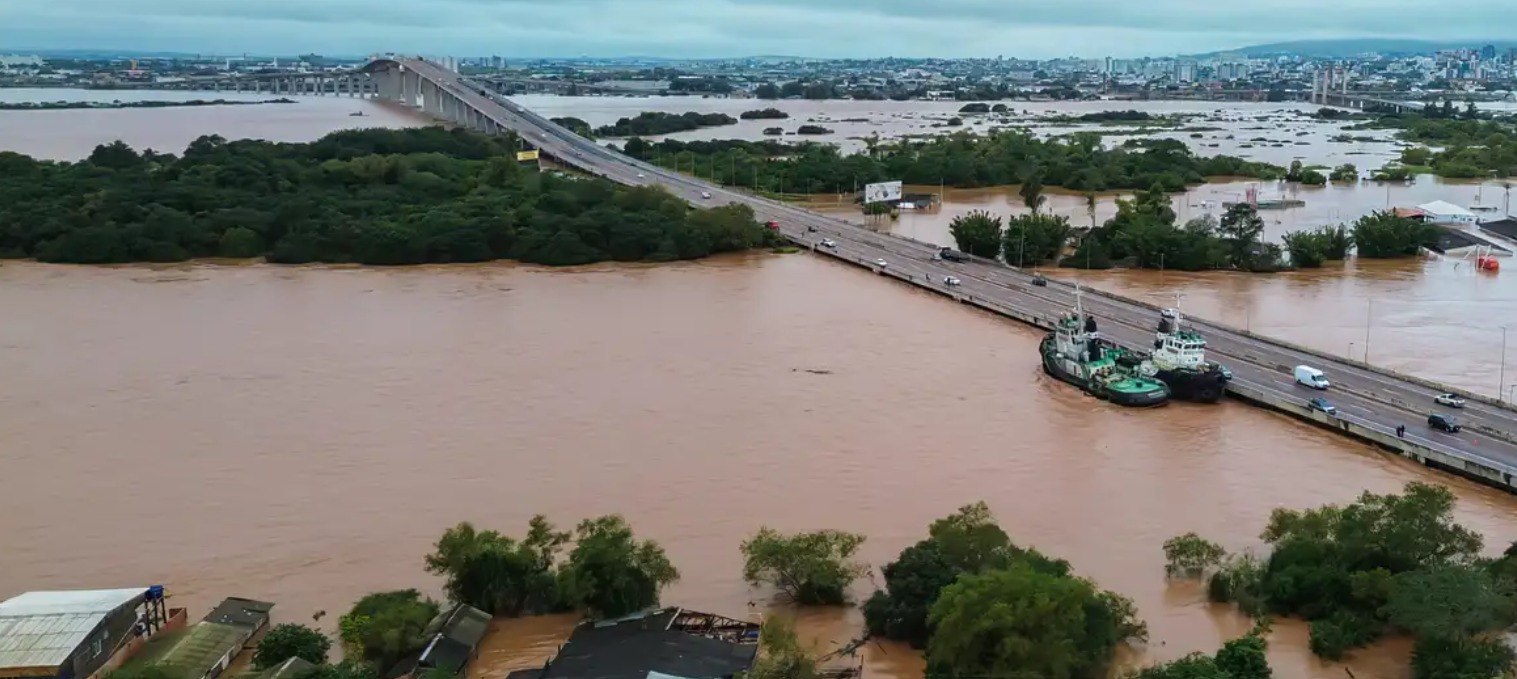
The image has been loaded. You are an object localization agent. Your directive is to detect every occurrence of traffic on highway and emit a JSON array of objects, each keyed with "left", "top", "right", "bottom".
[{"left": 395, "top": 57, "right": 1517, "bottom": 482}]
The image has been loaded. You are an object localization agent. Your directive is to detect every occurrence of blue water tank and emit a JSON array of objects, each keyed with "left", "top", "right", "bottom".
[{"left": 146, "top": 585, "right": 165, "bottom": 601}]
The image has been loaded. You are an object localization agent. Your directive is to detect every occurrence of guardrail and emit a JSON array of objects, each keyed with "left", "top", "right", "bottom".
[
  {"left": 876, "top": 232, "right": 1517, "bottom": 419},
  {"left": 798, "top": 236, "right": 1517, "bottom": 494}
]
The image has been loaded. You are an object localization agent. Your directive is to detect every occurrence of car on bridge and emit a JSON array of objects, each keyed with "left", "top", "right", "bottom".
[
  {"left": 1031, "top": 274, "right": 1048, "bottom": 287},
  {"left": 701, "top": 191, "right": 712, "bottom": 199},
  {"left": 1435, "top": 393, "right": 1467, "bottom": 408},
  {"left": 943, "top": 276, "right": 962, "bottom": 286},
  {"left": 819, "top": 239, "right": 838, "bottom": 249},
  {"left": 1308, "top": 397, "right": 1337, "bottom": 416},
  {"left": 874, "top": 258, "right": 889, "bottom": 268},
  {"left": 1428, "top": 413, "right": 1462, "bottom": 433}
]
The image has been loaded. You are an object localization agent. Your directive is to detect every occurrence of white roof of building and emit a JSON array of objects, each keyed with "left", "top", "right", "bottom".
[
  {"left": 0, "top": 588, "right": 147, "bottom": 671},
  {"left": 1418, "top": 200, "right": 1475, "bottom": 217}
]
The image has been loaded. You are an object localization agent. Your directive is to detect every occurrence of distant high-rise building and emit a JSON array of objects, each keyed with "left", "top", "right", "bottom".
[
  {"left": 1174, "top": 60, "right": 1196, "bottom": 83},
  {"left": 1481, "top": 44, "right": 1497, "bottom": 60}
]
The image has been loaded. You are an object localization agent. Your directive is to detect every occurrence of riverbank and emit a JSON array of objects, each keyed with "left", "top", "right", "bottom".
[{"left": 0, "top": 97, "right": 296, "bottom": 111}]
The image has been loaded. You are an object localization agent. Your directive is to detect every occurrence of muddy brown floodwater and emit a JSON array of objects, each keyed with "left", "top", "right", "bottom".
[
  {"left": 3, "top": 90, "right": 1517, "bottom": 679},
  {"left": 4, "top": 257, "right": 1517, "bottom": 679}
]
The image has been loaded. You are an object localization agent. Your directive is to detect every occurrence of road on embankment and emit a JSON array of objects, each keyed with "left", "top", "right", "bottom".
[{"left": 401, "top": 58, "right": 1517, "bottom": 488}]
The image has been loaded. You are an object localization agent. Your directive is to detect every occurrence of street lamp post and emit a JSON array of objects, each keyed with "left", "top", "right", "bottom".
[
  {"left": 1364, "top": 300, "right": 1374, "bottom": 364},
  {"left": 1501, "top": 325, "right": 1509, "bottom": 401}
]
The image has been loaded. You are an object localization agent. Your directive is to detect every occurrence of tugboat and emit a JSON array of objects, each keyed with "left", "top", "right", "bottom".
[
  {"left": 1040, "top": 289, "right": 1170, "bottom": 407},
  {"left": 1139, "top": 308, "right": 1232, "bottom": 403}
]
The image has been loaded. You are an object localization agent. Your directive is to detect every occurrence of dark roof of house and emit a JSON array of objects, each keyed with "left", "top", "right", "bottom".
[
  {"left": 381, "top": 603, "right": 492, "bottom": 679},
  {"left": 1429, "top": 225, "right": 1512, "bottom": 254},
  {"left": 508, "top": 608, "right": 759, "bottom": 679},
  {"left": 200, "top": 598, "right": 274, "bottom": 630},
  {"left": 1480, "top": 218, "right": 1517, "bottom": 240}
]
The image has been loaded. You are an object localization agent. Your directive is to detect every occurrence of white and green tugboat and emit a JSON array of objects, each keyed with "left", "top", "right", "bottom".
[
  {"left": 1138, "top": 307, "right": 1232, "bottom": 403},
  {"left": 1040, "top": 289, "right": 1170, "bottom": 407}
]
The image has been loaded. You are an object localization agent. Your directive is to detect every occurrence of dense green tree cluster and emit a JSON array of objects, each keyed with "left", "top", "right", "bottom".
[
  {"left": 424, "top": 514, "right": 678, "bottom": 619},
  {"left": 1067, "top": 186, "right": 1284, "bottom": 273},
  {"left": 0, "top": 127, "right": 781, "bottom": 266},
  {"left": 1280, "top": 226, "right": 1350, "bottom": 268},
  {"left": 948, "top": 211, "right": 1004, "bottom": 259},
  {"left": 1354, "top": 111, "right": 1517, "bottom": 178},
  {"left": 549, "top": 116, "right": 593, "bottom": 138},
  {"left": 1174, "top": 482, "right": 1517, "bottom": 678},
  {"left": 1128, "top": 628, "right": 1273, "bottom": 679},
  {"left": 594, "top": 111, "right": 738, "bottom": 137},
  {"left": 337, "top": 590, "right": 439, "bottom": 671},
  {"left": 740, "top": 108, "right": 790, "bottom": 120},
  {"left": 740, "top": 528, "right": 868, "bottom": 605},
  {"left": 617, "top": 132, "right": 1281, "bottom": 196},
  {"left": 795, "top": 125, "right": 833, "bottom": 135},
  {"left": 862, "top": 502, "right": 1145, "bottom": 679},
  {"left": 253, "top": 623, "right": 331, "bottom": 668},
  {"left": 1348, "top": 210, "right": 1439, "bottom": 258}
]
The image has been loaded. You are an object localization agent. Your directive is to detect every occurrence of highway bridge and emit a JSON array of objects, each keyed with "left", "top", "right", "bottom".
[{"left": 366, "top": 56, "right": 1517, "bottom": 493}]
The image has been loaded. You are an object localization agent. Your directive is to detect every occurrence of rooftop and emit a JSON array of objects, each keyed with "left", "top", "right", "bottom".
[
  {"left": 1418, "top": 200, "right": 1475, "bottom": 217},
  {"left": 201, "top": 598, "right": 274, "bottom": 630},
  {"left": 134, "top": 622, "right": 248, "bottom": 678},
  {"left": 504, "top": 608, "right": 758, "bottom": 679},
  {"left": 0, "top": 588, "right": 148, "bottom": 673}
]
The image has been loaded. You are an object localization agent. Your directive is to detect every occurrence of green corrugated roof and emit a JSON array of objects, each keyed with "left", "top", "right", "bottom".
[{"left": 133, "top": 623, "right": 250, "bottom": 677}]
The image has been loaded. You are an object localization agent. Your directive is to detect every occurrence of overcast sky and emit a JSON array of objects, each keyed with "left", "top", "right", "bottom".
[{"left": 3, "top": 0, "right": 1514, "bottom": 59}]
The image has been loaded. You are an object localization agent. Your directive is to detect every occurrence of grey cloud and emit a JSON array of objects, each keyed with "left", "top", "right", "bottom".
[{"left": 3, "top": 0, "right": 1514, "bottom": 57}]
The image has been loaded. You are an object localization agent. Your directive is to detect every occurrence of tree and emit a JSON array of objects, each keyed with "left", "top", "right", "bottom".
[
  {"left": 1216, "top": 203, "right": 1265, "bottom": 269},
  {"left": 423, "top": 518, "right": 568, "bottom": 616},
  {"left": 864, "top": 502, "right": 1070, "bottom": 649},
  {"left": 744, "top": 615, "right": 818, "bottom": 679},
  {"left": 948, "top": 210, "right": 1003, "bottom": 258},
  {"left": 1328, "top": 164, "right": 1358, "bottom": 183},
  {"left": 1204, "top": 482, "right": 1492, "bottom": 661},
  {"left": 1163, "top": 533, "right": 1227, "bottom": 578},
  {"left": 926, "top": 565, "right": 1146, "bottom": 679},
  {"left": 1130, "top": 629, "right": 1271, "bottom": 679},
  {"left": 337, "top": 590, "right": 438, "bottom": 671},
  {"left": 1083, "top": 192, "right": 1098, "bottom": 230},
  {"left": 254, "top": 623, "right": 331, "bottom": 668},
  {"left": 294, "top": 661, "right": 376, "bottom": 679},
  {"left": 1213, "top": 630, "right": 1272, "bottom": 679},
  {"left": 557, "top": 515, "right": 679, "bottom": 618},
  {"left": 1019, "top": 171, "right": 1047, "bottom": 214},
  {"left": 1384, "top": 564, "right": 1515, "bottom": 640},
  {"left": 1003, "top": 213, "right": 1071, "bottom": 266},
  {"left": 1350, "top": 210, "right": 1439, "bottom": 258},
  {"left": 1411, "top": 636, "right": 1515, "bottom": 679},
  {"left": 740, "top": 528, "right": 868, "bottom": 605}
]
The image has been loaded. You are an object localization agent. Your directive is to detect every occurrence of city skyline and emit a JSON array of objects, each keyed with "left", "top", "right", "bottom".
[{"left": 4, "top": 0, "right": 1516, "bottom": 60}]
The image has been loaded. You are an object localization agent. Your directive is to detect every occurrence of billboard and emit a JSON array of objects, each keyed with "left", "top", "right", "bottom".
[
  {"left": 516, "top": 150, "right": 540, "bottom": 162},
  {"left": 863, "top": 180, "right": 903, "bottom": 204}
]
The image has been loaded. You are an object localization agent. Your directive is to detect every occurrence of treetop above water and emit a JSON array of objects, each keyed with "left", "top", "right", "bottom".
[{"left": 0, "top": 126, "right": 781, "bottom": 266}]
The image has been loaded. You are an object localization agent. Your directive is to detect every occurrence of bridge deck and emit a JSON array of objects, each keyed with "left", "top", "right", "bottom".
[{"left": 388, "top": 57, "right": 1517, "bottom": 492}]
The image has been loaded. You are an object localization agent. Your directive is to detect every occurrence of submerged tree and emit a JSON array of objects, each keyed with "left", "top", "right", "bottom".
[{"left": 740, "top": 528, "right": 868, "bottom": 605}]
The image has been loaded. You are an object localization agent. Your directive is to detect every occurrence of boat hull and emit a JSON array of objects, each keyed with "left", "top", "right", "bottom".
[
  {"left": 1041, "top": 337, "right": 1169, "bottom": 408},
  {"left": 1155, "top": 368, "right": 1230, "bottom": 404}
]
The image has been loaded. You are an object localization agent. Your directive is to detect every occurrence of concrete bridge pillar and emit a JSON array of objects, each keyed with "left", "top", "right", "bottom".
[{"left": 402, "top": 69, "right": 420, "bottom": 107}]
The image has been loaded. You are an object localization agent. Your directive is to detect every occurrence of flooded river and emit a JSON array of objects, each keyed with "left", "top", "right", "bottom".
[
  {"left": 3, "top": 91, "right": 1517, "bottom": 679},
  {"left": 4, "top": 258, "right": 1517, "bottom": 679}
]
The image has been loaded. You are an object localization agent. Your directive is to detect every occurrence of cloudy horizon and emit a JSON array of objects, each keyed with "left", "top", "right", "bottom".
[{"left": 3, "top": 0, "right": 1514, "bottom": 59}]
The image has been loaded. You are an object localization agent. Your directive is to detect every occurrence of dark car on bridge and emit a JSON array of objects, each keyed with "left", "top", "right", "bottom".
[
  {"left": 1428, "top": 413, "right": 1462, "bottom": 433},
  {"left": 1308, "top": 397, "right": 1337, "bottom": 416}
]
